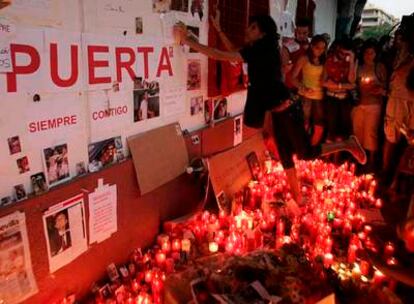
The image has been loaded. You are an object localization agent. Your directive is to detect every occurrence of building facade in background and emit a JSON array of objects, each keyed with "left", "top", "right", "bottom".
[{"left": 361, "top": 2, "right": 398, "bottom": 30}]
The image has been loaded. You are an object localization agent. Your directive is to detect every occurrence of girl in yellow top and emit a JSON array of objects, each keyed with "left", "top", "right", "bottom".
[{"left": 290, "top": 35, "right": 327, "bottom": 146}]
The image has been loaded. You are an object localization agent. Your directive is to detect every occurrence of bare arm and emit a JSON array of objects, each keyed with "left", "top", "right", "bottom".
[
  {"left": 216, "top": 31, "right": 236, "bottom": 52},
  {"left": 183, "top": 36, "right": 243, "bottom": 62},
  {"left": 348, "top": 54, "right": 357, "bottom": 84},
  {"left": 290, "top": 56, "right": 307, "bottom": 89},
  {"left": 210, "top": 15, "right": 237, "bottom": 52}
]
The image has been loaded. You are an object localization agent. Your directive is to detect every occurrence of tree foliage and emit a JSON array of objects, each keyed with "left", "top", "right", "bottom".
[{"left": 362, "top": 23, "right": 394, "bottom": 40}]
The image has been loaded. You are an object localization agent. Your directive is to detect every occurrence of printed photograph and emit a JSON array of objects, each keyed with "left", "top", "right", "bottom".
[
  {"left": 45, "top": 209, "right": 72, "bottom": 257},
  {"left": 204, "top": 99, "right": 212, "bottom": 124},
  {"left": 16, "top": 156, "right": 30, "bottom": 174},
  {"left": 88, "top": 136, "right": 123, "bottom": 173},
  {"left": 135, "top": 17, "right": 143, "bottom": 34},
  {"left": 106, "top": 263, "right": 120, "bottom": 282},
  {"left": 133, "top": 80, "right": 160, "bottom": 122},
  {"left": 171, "top": 0, "right": 188, "bottom": 12},
  {"left": 235, "top": 117, "right": 242, "bottom": 135},
  {"left": 75, "top": 162, "right": 87, "bottom": 176},
  {"left": 213, "top": 98, "right": 228, "bottom": 120},
  {"left": 7, "top": 136, "right": 21, "bottom": 155},
  {"left": 112, "top": 81, "right": 120, "bottom": 92},
  {"left": 187, "top": 60, "right": 201, "bottom": 90},
  {"left": 31, "top": 172, "right": 48, "bottom": 195},
  {"left": 234, "top": 115, "right": 243, "bottom": 146},
  {"left": 0, "top": 196, "right": 12, "bottom": 207},
  {"left": 216, "top": 191, "right": 231, "bottom": 214},
  {"left": 133, "top": 77, "right": 146, "bottom": 90},
  {"left": 43, "top": 144, "right": 70, "bottom": 186},
  {"left": 14, "top": 184, "right": 27, "bottom": 202},
  {"left": 153, "top": 0, "right": 171, "bottom": 13},
  {"left": 190, "top": 95, "right": 203, "bottom": 115},
  {"left": 190, "top": 0, "right": 204, "bottom": 20},
  {"left": 246, "top": 152, "right": 262, "bottom": 181}
]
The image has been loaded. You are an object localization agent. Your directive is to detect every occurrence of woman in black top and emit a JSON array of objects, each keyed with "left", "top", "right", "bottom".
[{"left": 175, "top": 15, "right": 366, "bottom": 204}]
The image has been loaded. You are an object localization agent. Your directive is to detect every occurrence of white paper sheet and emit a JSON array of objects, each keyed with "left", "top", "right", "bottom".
[
  {"left": 88, "top": 179, "right": 118, "bottom": 243},
  {"left": 97, "top": 0, "right": 136, "bottom": 29},
  {"left": 162, "top": 84, "right": 186, "bottom": 117},
  {"left": 0, "top": 212, "right": 38, "bottom": 304},
  {"left": 42, "top": 194, "right": 87, "bottom": 273},
  {"left": 0, "top": 17, "right": 16, "bottom": 73}
]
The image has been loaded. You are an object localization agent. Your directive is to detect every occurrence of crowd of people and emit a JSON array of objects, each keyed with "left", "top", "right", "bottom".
[
  {"left": 174, "top": 13, "right": 414, "bottom": 291},
  {"left": 281, "top": 18, "right": 414, "bottom": 184}
]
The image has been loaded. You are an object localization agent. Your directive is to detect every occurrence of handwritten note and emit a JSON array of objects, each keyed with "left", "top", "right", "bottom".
[
  {"left": 0, "top": 45, "right": 12, "bottom": 73},
  {"left": 88, "top": 181, "right": 118, "bottom": 244},
  {"left": 97, "top": 0, "right": 135, "bottom": 28},
  {"left": 163, "top": 84, "right": 186, "bottom": 117},
  {"left": 0, "top": 17, "right": 15, "bottom": 73}
]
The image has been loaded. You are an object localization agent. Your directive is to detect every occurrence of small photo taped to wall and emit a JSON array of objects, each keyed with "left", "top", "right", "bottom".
[
  {"left": 31, "top": 172, "right": 48, "bottom": 195},
  {"left": 213, "top": 97, "right": 228, "bottom": 121},
  {"left": 7, "top": 135, "right": 22, "bottom": 155},
  {"left": 135, "top": 17, "right": 143, "bottom": 34},
  {"left": 16, "top": 156, "right": 30, "bottom": 174},
  {"left": 14, "top": 184, "right": 27, "bottom": 202}
]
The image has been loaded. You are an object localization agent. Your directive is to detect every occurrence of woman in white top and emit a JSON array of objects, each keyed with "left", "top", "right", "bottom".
[{"left": 353, "top": 41, "right": 386, "bottom": 171}]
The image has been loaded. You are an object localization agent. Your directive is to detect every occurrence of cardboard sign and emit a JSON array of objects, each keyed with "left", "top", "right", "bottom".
[
  {"left": 128, "top": 123, "right": 188, "bottom": 195},
  {"left": 208, "top": 133, "right": 267, "bottom": 200}
]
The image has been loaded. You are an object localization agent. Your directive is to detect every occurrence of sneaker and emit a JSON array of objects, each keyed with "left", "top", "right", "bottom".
[{"left": 348, "top": 135, "right": 367, "bottom": 165}]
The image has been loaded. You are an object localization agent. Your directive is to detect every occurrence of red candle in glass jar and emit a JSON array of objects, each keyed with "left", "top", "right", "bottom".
[
  {"left": 144, "top": 270, "right": 153, "bottom": 283},
  {"left": 375, "top": 199, "right": 383, "bottom": 208},
  {"left": 323, "top": 253, "right": 334, "bottom": 268},
  {"left": 171, "top": 239, "right": 181, "bottom": 251},
  {"left": 386, "top": 257, "right": 398, "bottom": 266},
  {"left": 225, "top": 241, "right": 235, "bottom": 254},
  {"left": 165, "top": 258, "right": 175, "bottom": 273},
  {"left": 343, "top": 221, "right": 352, "bottom": 235},
  {"left": 132, "top": 279, "right": 140, "bottom": 292},
  {"left": 360, "top": 260, "right": 370, "bottom": 276},
  {"left": 276, "top": 219, "right": 285, "bottom": 237},
  {"left": 347, "top": 244, "right": 358, "bottom": 263},
  {"left": 260, "top": 220, "right": 269, "bottom": 232},
  {"left": 155, "top": 252, "right": 166, "bottom": 267},
  {"left": 325, "top": 237, "right": 333, "bottom": 253},
  {"left": 161, "top": 240, "right": 171, "bottom": 253},
  {"left": 384, "top": 242, "right": 395, "bottom": 257}
]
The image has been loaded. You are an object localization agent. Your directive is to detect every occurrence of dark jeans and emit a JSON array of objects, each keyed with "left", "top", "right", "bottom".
[
  {"left": 272, "top": 104, "right": 322, "bottom": 169},
  {"left": 324, "top": 96, "right": 353, "bottom": 141}
]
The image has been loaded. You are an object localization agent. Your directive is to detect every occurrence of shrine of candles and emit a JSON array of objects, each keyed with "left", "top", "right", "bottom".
[{"left": 67, "top": 158, "right": 401, "bottom": 304}]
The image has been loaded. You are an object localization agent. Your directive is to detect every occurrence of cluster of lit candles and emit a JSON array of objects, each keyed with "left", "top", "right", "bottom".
[{"left": 62, "top": 159, "right": 396, "bottom": 303}]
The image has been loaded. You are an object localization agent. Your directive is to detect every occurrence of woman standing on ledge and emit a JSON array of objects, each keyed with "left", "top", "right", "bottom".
[{"left": 174, "top": 15, "right": 366, "bottom": 204}]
